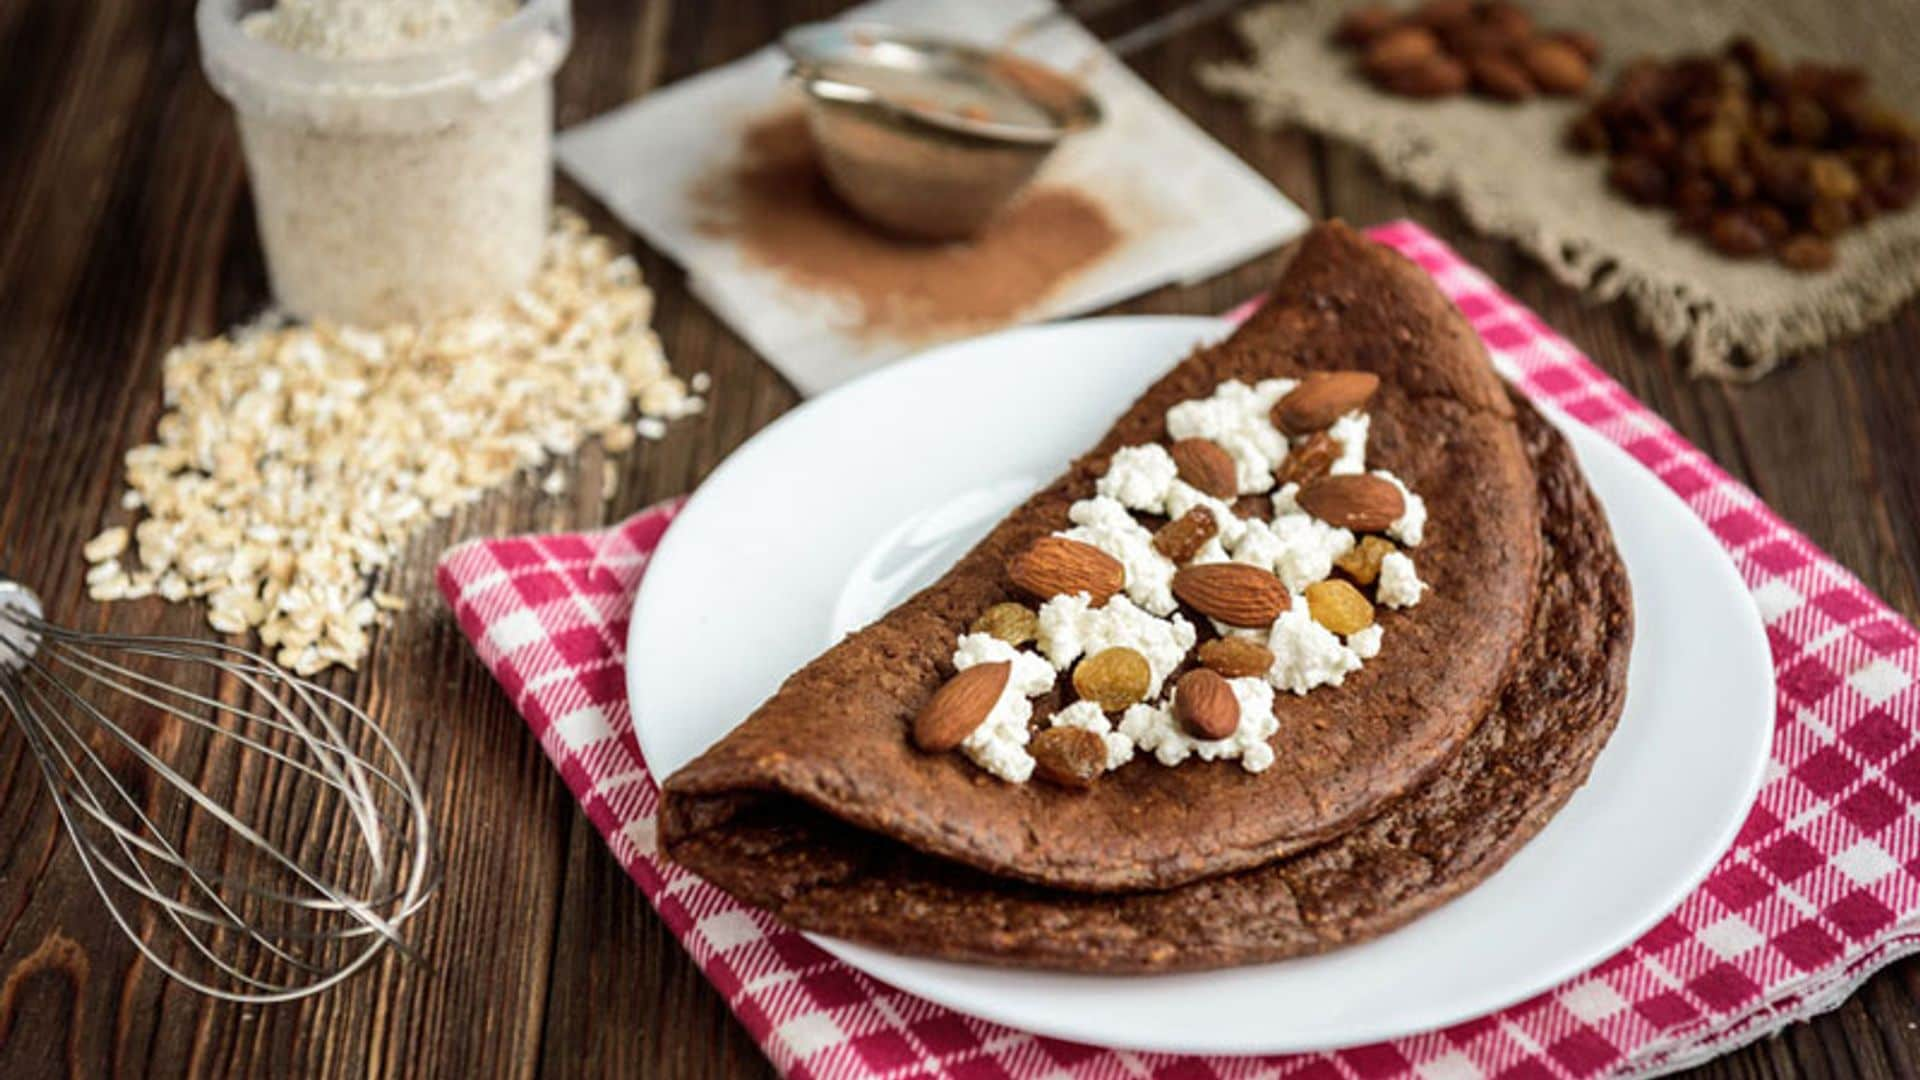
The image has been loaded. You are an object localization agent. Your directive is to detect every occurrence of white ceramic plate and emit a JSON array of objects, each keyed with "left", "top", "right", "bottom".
[{"left": 627, "top": 317, "right": 1773, "bottom": 1055}]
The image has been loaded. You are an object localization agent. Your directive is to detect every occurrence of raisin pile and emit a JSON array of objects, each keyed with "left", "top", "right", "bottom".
[{"left": 1570, "top": 38, "right": 1919, "bottom": 272}]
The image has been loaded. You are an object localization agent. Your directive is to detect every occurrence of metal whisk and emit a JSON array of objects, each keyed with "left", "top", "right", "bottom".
[{"left": 0, "top": 577, "right": 434, "bottom": 1003}]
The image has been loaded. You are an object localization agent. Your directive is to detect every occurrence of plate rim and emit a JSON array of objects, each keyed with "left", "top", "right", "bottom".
[{"left": 626, "top": 315, "right": 1774, "bottom": 1055}]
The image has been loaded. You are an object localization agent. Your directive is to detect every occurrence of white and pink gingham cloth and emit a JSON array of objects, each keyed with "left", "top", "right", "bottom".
[{"left": 436, "top": 222, "right": 1920, "bottom": 1079}]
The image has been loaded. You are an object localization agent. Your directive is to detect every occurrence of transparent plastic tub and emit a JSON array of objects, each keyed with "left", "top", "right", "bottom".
[{"left": 197, "top": 0, "right": 572, "bottom": 325}]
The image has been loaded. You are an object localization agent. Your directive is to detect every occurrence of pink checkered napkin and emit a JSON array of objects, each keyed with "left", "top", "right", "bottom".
[{"left": 436, "top": 221, "right": 1920, "bottom": 1080}]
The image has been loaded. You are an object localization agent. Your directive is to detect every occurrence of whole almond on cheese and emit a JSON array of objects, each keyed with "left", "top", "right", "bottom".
[
  {"left": 1520, "top": 38, "right": 1590, "bottom": 95},
  {"left": 1275, "top": 431, "right": 1340, "bottom": 487},
  {"left": 1152, "top": 506, "right": 1219, "bottom": 562},
  {"left": 1172, "top": 563, "right": 1290, "bottom": 627},
  {"left": 1031, "top": 726, "right": 1107, "bottom": 789},
  {"left": 1272, "top": 371, "right": 1381, "bottom": 434},
  {"left": 1170, "top": 438, "right": 1238, "bottom": 499},
  {"left": 913, "top": 662, "right": 1009, "bottom": 752},
  {"left": 1009, "top": 536, "right": 1124, "bottom": 604},
  {"left": 1175, "top": 669, "right": 1241, "bottom": 740},
  {"left": 1296, "top": 474, "right": 1406, "bottom": 532},
  {"left": 1198, "top": 636, "right": 1276, "bottom": 678}
]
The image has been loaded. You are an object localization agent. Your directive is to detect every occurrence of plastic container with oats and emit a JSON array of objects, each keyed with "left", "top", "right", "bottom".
[{"left": 197, "top": 0, "right": 572, "bottom": 325}]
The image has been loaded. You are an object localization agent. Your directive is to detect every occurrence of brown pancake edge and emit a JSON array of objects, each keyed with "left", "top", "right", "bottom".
[
  {"left": 659, "top": 222, "right": 1545, "bottom": 893},
  {"left": 661, "top": 393, "right": 1632, "bottom": 971}
]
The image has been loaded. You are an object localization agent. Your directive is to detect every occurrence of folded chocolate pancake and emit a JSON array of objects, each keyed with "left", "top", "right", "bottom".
[
  {"left": 662, "top": 396, "right": 1629, "bottom": 971},
  {"left": 663, "top": 222, "right": 1547, "bottom": 896}
]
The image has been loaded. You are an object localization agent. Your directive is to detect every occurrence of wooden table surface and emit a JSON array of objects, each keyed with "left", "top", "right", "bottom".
[{"left": 2, "top": 1, "right": 1917, "bottom": 1076}]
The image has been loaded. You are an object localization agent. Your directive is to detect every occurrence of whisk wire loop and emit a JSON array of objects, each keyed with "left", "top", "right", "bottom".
[{"left": 0, "top": 580, "right": 436, "bottom": 1003}]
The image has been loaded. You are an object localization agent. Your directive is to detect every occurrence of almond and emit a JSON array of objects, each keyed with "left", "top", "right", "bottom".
[
  {"left": 1009, "top": 536, "right": 1124, "bottom": 604},
  {"left": 1364, "top": 26, "right": 1439, "bottom": 77},
  {"left": 1520, "top": 39, "right": 1590, "bottom": 95},
  {"left": 1031, "top": 726, "right": 1107, "bottom": 789},
  {"left": 1175, "top": 669, "right": 1240, "bottom": 740},
  {"left": 1073, "top": 646, "right": 1152, "bottom": 712},
  {"left": 913, "top": 662, "right": 1008, "bottom": 752},
  {"left": 1272, "top": 372, "right": 1381, "bottom": 434},
  {"left": 1469, "top": 53, "right": 1536, "bottom": 101},
  {"left": 1296, "top": 474, "right": 1405, "bottom": 533},
  {"left": 1333, "top": 5, "right": 1398, "bottom": 46},
  {"left": 1152, "top": 506, "right": 1219, "bottom": 562},
  {"left": 1198, "top": 636, "right": 1276, "bottom": 678},
  {"left": 1172, "top": 563, "right": 1290, "bottom": 627},
  {"left": 1379, "top": 54, "right": 1468, "bottom": 97},
  {"left": 1305, "top": 579, "right": 1376, "bottom": 636},
  {"left": 1170, "top": 438, "right": 1238, "bottom": 499}
]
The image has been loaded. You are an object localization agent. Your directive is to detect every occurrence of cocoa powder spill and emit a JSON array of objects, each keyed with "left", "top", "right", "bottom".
[{"left": 696, "top": 110, "right": 1120, "bottom": 340}]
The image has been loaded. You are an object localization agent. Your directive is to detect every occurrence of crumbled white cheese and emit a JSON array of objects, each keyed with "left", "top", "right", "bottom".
[
  {"left": 1327, "top": 411, "right": 1370, "bottom": 476},
  {"left": 1035, "top": 593, "right": 1197, "bottom": 698},
  {"left": 1095, "top": 444, "right": 1179, "bottom": 514},
  {"left": 1374, "top": 470, "right": 1428, "bottom": 547},
  {"left": 1271, "top": 481, "right": 1303, "bottom": 515},
  {"left": 960, "top": 687, "right": 1036, "bottom": 783},
  {"left": 1118, "top": 677, "right": 1278, "bottom": 773},
  {"left": 1230, "top": 513, "right": 1357, "bottom": 593},
  {"left": 1377, "top": 551, "right": 1426, "bottom": 609},
  {"left": 952, "top": 633, "right": 1057, "bottom": 695},
  {"left": 1059, "top": 496, "right": 1177, "bottom": 616},
  {"left": 1050, "top": 700, "right": 1136, "bottom": 771},
  {"left": 1164, "top": 481, "right": 1248, "bottom": 547},
  {"left": 1165, "top": 379, "right": 1296, "bottom": 494},
  {"left": 1348, "top": 624, "right": 1384, "bottom": 659},
  {"left": 1266, "top": 607, "right": 1365, "bottom": 694}
]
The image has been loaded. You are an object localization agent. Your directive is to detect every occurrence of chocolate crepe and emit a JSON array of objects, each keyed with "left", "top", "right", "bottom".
[
  {"left": 664, "top": 223, "right": 1548, "bottom": 896},
  {"left": 661, "top": 222, "right": 1630, "bottom": 970},
  {"left": 662, "top": 395, "right": 1628, "bottom": 970}
]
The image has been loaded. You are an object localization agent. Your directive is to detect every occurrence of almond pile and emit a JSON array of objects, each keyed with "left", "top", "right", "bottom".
[
  {"left": 1569, "top": 37, "right": 1919, "bottom": 272},
  {"left": 913, "top": 369, "right": 1431, "bottom": 789},
  {"left": 1335, "top": 1, "right": 1597, "bottom": 103}
]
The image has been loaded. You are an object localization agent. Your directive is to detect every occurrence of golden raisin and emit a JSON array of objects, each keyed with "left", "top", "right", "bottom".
[
  {"left": 1031, "top": 726, "right": 1107, "bottom": 789},
  {"left": 971, "top": 602, "right": 1038, "bottom": 646},
  {"left": 1335, "top": 536, "right": 1398, "bottom": 586},
  {"left": 1072, "top": 647, "right": 1152, "bottom": 712},
  {"left": 1305, "top": 579, "right": 1376, "bottom": 636},
  {"left": 1197, "top": 636, "right": 1276, "bottom": 679}
]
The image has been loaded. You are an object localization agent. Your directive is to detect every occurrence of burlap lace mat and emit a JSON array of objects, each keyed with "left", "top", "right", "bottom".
[{"left": 1200, "top": 0, "right": 1920, "bottom": 380}]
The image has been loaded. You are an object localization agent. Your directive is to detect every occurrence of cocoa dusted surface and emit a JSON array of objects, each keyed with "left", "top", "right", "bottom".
[
  {"left": 661, "top": 222, "right": 1544, "bottom": 893},
  {"left": 662, "top": 394, "right": 1631, "bottom": 971}
]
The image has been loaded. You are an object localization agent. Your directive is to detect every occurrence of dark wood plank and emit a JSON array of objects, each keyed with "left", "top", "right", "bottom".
[{"left": 1, "top": 1, "right": 1917, "bottom": 1079}]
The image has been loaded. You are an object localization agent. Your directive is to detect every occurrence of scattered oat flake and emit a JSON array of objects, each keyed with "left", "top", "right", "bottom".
[{"left": 86, "top": 212, "right": 701, "bottom": 673}]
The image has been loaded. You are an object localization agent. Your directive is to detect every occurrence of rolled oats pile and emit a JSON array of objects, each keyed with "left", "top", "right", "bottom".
[{"left": 83, "top": 212, "right": 704, "bottom": 675}]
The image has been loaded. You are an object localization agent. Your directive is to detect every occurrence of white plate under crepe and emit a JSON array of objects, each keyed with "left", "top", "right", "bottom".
[{"left": 627, "top": 317, "right": 1773, "bottom": 1055}]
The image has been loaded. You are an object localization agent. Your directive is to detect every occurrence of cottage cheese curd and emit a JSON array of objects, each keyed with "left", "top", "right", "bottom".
[
  {"left": 1377, "top": 551, "right": 1427, "bottom": 609},
  {"left": 1036, "top": 593, "right": 1196, "bottom": 697},
  {"left": 1375, "top": 470, "right": 1428, "bottom": 547},
  {"left": 1266, "top": 607, "right": 1367, "bottom": 694},
  {"left": 1165, "top": 379, "right": 1296, "bottom": 493},
  {"left": 1095, "top": 444, "right": 1179, "bottom": 513},
  {"left": 1119, "top": 676, "right": 1279, "bottom": 772},
  {"left": 1059, "top": 496, "right": 1177, "bottom": 616},
  {"left": 1327, "top": 411, "right": 1370, "bottom": 475}
]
